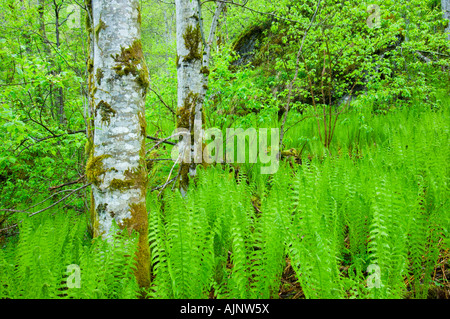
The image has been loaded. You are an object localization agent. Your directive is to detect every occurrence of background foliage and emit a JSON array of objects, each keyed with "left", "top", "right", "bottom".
[{"left": 0, "top": 0, "right": 449, "bottom": 299}]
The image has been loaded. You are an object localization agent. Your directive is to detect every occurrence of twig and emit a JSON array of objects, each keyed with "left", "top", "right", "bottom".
[
  {"left": 251, "top": 200, "right": 261, "bottom": 214},
  {"left": 415, "top": 51, "right": 432, "bottom": 65},
  {"left": 28, "top": 184, "right": 91, "bottom": 218},
  {"left": 328, "top": 78, "right": 360, "bottom": 145},
  {"left": 151, "top": 177, "right": 178, "bottom": 192},
  {"left": 17, "top": 131, "right": 81, "bottom": 156},
  {"left": 49, "top": 175, "right": 86, "bottom": 191},
  {"left": 146, "top": 135, "right": 177, "bottom": 146},
  {"left": 148, "top": 87, "right": 176, "bottom": 116},
  {"left": 0, "top": 189, "right": 78, "bottom": 213},
  {"left": 302, "top": 54, "right": 323, "bottom": 144},
  {"left": 32, "top": 130, "right": 86, "bottom": 142},
  {"left": 158, "top": 154, "right": 181, "bottom": 197},
  {"left": 148, "top": 132, "right": 184, "bottom": 153},
  {"left": 0, "top": 183, "right": 92, "bottom": 234},
  {"left": 147, "top": 158, "right": 174, "bottom": 162},
  {"left": 284, "top": 115, "right": 319, "bottom": 133},
  {"left": 415, "top": 50, "right": 450, "bottom": 58},
  {"left": 202, "top": 0, "right": 301, "bottom": 24},
  {"left": 0, "top": 81, "right": 39, "bottom": 87}
]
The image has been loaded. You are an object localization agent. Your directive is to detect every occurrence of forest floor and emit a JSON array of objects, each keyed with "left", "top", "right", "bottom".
[{"left": 277, "top": 249, "right": 450, "bottom": 299}]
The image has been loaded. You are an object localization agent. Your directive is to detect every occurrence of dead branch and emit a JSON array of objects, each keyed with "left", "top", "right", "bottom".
[
  {"left": 49, "top": 175, "right": 86, "bottom": 191},
  {"left": 146, "top": 135, "right": 177, "bottom": 146},
  {"left": 148, "top": 87, "right": 176, "bottom": 116},
  {"left": 0, "top": 183, "right": 92, "bottom": 234}
]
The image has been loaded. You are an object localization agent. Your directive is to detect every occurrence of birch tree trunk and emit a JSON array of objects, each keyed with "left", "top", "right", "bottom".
[
  {"left": 163, "top": 8, "right": 174, "bottom": 75},
  {"left": 175, "top": 0, "right": 224, "bottom": 195},
  {"left": 52, "top": 1, "right": 66, "bottom": 126},
  {"left": 85, "top": 0, "right": 150, "bottom": 290},
  {"left": 175, "top": 0, "right": 204, "bottom": 195},
  {"left": 38, "top": 0, "right": 50, "bottom": 56},
  {"left": 443, "top": 0, "right": 450, "bottom": 40}
]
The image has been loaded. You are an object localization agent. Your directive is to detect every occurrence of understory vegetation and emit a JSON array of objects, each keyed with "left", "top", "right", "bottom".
[
  {"left": 1, "top": 102, "right": 449, "bottom": 299},
  {"left": 1, "top": 0, "right": 450, "bottom": 299}
]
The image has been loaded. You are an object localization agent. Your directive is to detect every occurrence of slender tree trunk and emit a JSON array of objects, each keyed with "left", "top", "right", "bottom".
[
  {"left": 85, "top": 0, "right": 151, "bottom": 292},
  {"left": 443, "top": 0, "right": 450, "bottom": 40},
  {"left": 53, "top": 1, "right": 66, "bottom": 126},
  {"left": 175, "top": 0, "right": 224, "bottom": 195},
  {"left": 175, "top": 0, "right": 204, "bottom": 195},
  {"left": 37, "top": 0, "right": 51, "bottom": 111},
  {"left": 163, "top": 8, "right": 173, "bottom": 76},
  {"left": 19, "top": 0, "right": 32, "bottom": 54},
  {"left": 38, "top": 0, "right": 50, "bottom": 55},
  {"left": 202, "top": 2, "right": 224, "bottom": 71},
  {"left": 200, "top": 1, "right": 224, "bottom": 99}
]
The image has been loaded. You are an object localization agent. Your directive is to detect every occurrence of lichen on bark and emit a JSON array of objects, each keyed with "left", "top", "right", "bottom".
[
  {"left": 177, "top": 91, "right": 200, "bottom": 129},
  {"left": 111, "top": 39, "right": 149, "bottom": 93},
  {"left": 138, "top": 111, "right": 147, "bottom": 137},
  {"left": 95, "top": 100, "right": 116, "bottom": 126},
  {"left": 86, "top": 154, "right": 111, "bottom": 186},
  {"left": 200, "top": 66, "right": 210, "bottom": 75},
  {"left": 87, "top": 59, "right": 94, "bottom": 73},
  {"left": 96, "top": 68, "right": 104, "bottom": 85},
  {"left": 86, "top": 0, "right": 151, "bottom": 294},
  {"left": 109, "top": 178, "right": 134, "bottom": 191},
  {"left": 122, "top": 202, "right": 150, "bottom": 290},
  {"left": 94, "top": 18, "right": 106, "bottom": 43},
  {"left": 124, "top": 165, "right": 148, "bottom": 197},
  {"left": 182, "top": 24, "right": 202, "bottom": 62}
]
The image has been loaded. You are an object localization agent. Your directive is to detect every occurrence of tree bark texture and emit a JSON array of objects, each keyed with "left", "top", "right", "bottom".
[
  {"left": 443, "top": 0, "right": 450, "bottom": 40},
  {"left": 175, "top": 0, "right": 204, "bottom": 195},
  {"left": 85, "top": 0, "right": 150, "bottom": 290},
  {"left": 175, "top": 0, "right": 224, "bottom": 195}
]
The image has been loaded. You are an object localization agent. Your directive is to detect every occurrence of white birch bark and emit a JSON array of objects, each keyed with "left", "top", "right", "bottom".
[
  {"left": 175, "top": 0, "right": 204, "bottom": 195},
  {"left": 443, "top": 0, "right": 450, "bottom": 40},
  {"left": 199, "top": 1, "right": 225, "bottom": 102},
  {"left": 175, "top": 0, "right": 224, "bottom": 195},
  {"left": 86, "top": 0, "right": 150, "bottom": 289},
  {"left": 203, "top": 1, "right": 225, "bottom": 70}
]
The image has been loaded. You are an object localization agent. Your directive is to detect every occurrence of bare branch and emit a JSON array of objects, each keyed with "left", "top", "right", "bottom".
[
  {"left": 204, "top": 1, "right": 226, "bottom": 63},
  {"left": 197, "top": 0, "right": 207, "bottom": 46},
  {"left": 17, "top": 130, "right": 85, "bottom": 156},
  {"left": 201, "top": 0, "right": 301, "bottom": 24},
  {"left": 147, "top": 158, "right": 174, "bottom": 162},
  {"left": 148, "top": 87, "right": 176, "bottom": 115},
  {"left": 146, "top": 135, "right": 177, "bottom": 146},
  {"left": 0, "top": 183, "right": 92, "bottom": 234},
  {"left": 158, "top": 153, "right": 182, "bottom": 197},
  {"left": 148, "top": 132, "right": 185, "bottom": 153},
  {"left": 150, "top": 177, "right": 178, "bottom": 193},
  {"left": 49, "top": 175, "right": 86, "bottom": 191}
]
